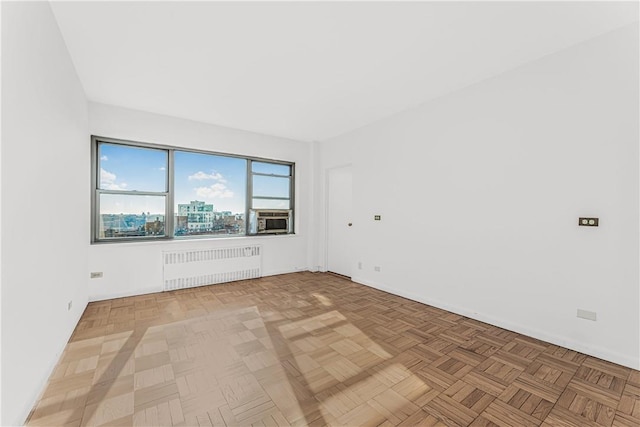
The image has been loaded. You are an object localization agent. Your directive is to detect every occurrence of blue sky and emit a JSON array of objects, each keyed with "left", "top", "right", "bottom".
[
  {"left": 99, "top": 144, "right": 258, "bottom": 214},
  {"left": 174, "top": 151, "right": 246, "bottom": 213}
]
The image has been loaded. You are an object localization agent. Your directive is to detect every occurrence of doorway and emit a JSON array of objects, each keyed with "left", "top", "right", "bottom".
[{"left": 326, "top": 165, "right": 353, "bottom": 277}]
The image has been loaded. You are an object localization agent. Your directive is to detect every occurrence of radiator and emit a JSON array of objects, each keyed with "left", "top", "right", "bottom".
[{"left": 163, "top": 245, "right": 262, "bottom": 291}]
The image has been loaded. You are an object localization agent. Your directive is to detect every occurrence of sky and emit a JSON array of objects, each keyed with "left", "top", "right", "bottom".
[
  {"left": 174, "top": 150, "right": 246, "bottom": 213},
  {"left": 98, "top": 143, "right": 289, "bottom": 215}
]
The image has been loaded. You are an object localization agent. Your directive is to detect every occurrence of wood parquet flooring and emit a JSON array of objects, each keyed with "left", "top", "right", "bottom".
[{"left": 26, "top": 272, "right": 640, "bottom": 427}]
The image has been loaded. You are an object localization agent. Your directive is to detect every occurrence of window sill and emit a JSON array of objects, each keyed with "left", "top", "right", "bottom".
[{"left": 90, "top": 233, "right": 299, "bottom": 246}]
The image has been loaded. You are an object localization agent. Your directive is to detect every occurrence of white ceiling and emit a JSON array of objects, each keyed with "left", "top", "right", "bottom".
[{"left": 51, "top": 1, "right": 638, "bottom": 142}]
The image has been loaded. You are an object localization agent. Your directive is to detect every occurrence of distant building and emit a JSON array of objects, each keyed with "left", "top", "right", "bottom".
[
  {"left": 177, "top": 200, "right": 215, "bottom": 232},
  {"left": 144, "top": 216, "right": 164, "bottom": 235},
  {"left": 177, "top": 200, "right": 213, "bottom": 215},
  {"left": 175, "top": 215, "right": 188, "bottom": 235},
  {"left": 100, "top": 213, "right": 164, "bottom": 237}
]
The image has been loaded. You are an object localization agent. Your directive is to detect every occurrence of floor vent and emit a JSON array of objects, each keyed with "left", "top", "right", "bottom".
[{"left": 163, "top": 245, "right": 262, "bottom": 291}]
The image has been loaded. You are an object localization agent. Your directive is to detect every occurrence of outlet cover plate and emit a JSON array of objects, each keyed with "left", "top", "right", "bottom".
[
  {"left": 578, "top": 217, "right": 599, "bottom": 227},
  {"left": 577, "top": 309, "right": 597, "bottom": 321}
]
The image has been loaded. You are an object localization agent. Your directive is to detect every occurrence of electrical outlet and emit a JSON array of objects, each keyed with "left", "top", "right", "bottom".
[
  {"left": 374, "top": 266, "right": 381, "bottom": 272},
  {"left": 577, "top": 309, "right": 597, "bottom": 321},
  {"left": 358, "top": 262, "right": 362, "bottom": 270},
  {"left": 578, "top": 217, "right": 599, "bottom": 227},
  {"left": 90, "top": 272, "right": 103, "bottom": 279},
  {"left": 374, "top": 215, "right": 381, "bottom": 221},
  {"left": 67, "top": 300, "right": 73, "bottom": 311}
]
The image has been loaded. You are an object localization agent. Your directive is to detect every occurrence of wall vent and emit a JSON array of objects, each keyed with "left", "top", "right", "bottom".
[{"left": 163, "top": 245, "right": 262, "bottom": 291}]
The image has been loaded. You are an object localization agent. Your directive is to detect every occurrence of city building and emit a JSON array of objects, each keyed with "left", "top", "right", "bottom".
[{"left": 177, "top": 200, "right": 215, "bottom": 232}]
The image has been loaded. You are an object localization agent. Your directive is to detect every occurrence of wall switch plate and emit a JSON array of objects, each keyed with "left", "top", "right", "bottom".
[
  {"left": 358, "top": 262, "right": 362, "bottom": 270},
  {"left": 577, "top": 309, "right": 597, "bottom": 321},
  {"left": 374, "top": 215, "right": 381, "bottom": 221},
  {"left": 90, "top": 272, "right": 103, "bottom": 279},
  {"left": 374, "top": 266, "right": 381, "bottom": 272},
  {"left": 578, "top": 217, "right": 599, "bottom": 227}
]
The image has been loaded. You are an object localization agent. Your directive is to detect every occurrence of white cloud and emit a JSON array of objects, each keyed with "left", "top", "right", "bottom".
[
  {"left": 188, "top": 171, "right": 226, "bottom": 183},
  {"left": 101, "top": 168, "right": 116, "bottom": 182},
  {"left": 195, "top": 183, "right": 234, "bottom": 199},
  {"left": 159, "top": 166, "right": 166, "bottom": 171},
  {"left": 100, "top": 155, "right": 108, "bottom": 161},
  {"left": 100, "top": 168, "right": 128, "bottom": 190}
]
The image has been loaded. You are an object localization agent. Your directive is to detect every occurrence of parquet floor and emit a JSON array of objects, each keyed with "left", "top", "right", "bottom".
[{"left": 26, "top": 272, "right": 639, "bottom": 427}]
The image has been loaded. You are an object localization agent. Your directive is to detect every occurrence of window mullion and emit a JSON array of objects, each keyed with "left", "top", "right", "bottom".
[
  {"left": 246, "top": 159, "right": 253, "bottom": 232},
  {"left": 252, "top": 196, "right": 291, "bottom": 201},
  {"left": 167, "top": 149, "right": 175, "bottom": 238},
  {"left": 99, "top": 190, "right": 168, "bottom": 197},
  {"left": 95, "top": 189, "right": 101, "bottom": 241},
  {"left": 251, "top": 172, "right": 291, "bottom": 178}
]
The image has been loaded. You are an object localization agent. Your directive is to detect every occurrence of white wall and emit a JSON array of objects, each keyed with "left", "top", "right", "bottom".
[
  {"left": 88, "top": 103, "right": 313, "bottom": 301},
  {"left": 318, "top": 24, "right": 640, "bottom": 369},
  {"left": 1, "top": 2, "right": 90, "bottom": 425}
]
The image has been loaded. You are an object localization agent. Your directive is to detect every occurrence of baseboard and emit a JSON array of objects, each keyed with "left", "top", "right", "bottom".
[
  {"left": 351, "top": 276, "right": 639, "bottom": 370},
  {"left": 15, "top": 300, "right": 88, "bottom": 426},
  {"left": 89, "top": 286, "right": 162, "bottom": 302},
  {"left": 262, "top": 268, "right": 307, "bottom": 277}
]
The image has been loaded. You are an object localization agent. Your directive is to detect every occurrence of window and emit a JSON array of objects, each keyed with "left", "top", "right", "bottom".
[
  {"left": 92, "top": 136, "right": 294, "bottom": 242},
  {"left": 250, "top": 161, "right": 292, "bottom": 210},
  {"left": 174, "top": 151, "right": 247, "bottom": 237},
  {"left": 96, "top": 143, "right": 168, "bottom": 239}
]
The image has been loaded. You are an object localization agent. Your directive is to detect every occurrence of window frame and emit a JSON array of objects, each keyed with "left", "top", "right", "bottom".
[
  {"left": 248, "top": 160, "right": 294, "bottom": 210},
  {"left": 91, "top": 135, "right": 295, "bottom": 243}
]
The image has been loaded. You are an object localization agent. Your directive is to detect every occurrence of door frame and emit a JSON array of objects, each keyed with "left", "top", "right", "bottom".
[{"left": 324, "top": 163, "right": 353, "bottom": 274}]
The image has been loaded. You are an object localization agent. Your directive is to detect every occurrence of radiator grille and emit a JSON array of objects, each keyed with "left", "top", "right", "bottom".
[{"left": 163, "top": 245, "right": 262, "bottom": 291}]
